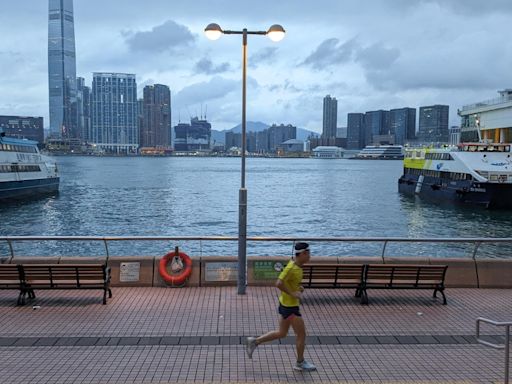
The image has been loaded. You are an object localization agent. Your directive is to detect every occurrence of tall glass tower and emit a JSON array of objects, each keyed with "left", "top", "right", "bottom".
[{"left": 48, "top": 0, "right": 77, "bottom": 139}]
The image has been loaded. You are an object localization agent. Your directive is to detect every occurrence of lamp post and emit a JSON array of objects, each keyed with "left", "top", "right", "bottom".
[{"left": 205, "top": 23, "right": 285, "bottom": 294}]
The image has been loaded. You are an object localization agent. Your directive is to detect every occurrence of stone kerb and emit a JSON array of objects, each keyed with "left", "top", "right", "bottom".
[
  {"left": 476, "top": 259, "right": 512, "bottom": 288},
  {"left": 10, "top": 256, "right": 60, "bottom": 264}
]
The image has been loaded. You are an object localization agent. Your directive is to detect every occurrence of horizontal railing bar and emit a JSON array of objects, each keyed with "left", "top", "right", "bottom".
[
  {"left": 1, "top": 236, "right": 512, "bottom": 243},
  {"left": 477, "top": 317, "right": 512, "bottom": 327}
]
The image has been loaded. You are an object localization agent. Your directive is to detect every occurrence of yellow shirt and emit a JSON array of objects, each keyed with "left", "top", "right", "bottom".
[{"left": 278, "top": 260, "right": 303, "bottom": 307}]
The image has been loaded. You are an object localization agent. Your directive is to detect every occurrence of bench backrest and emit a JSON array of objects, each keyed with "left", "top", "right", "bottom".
[
  {"left": 22, "top": 264, "right": 108, "bottom": 284},
  {"left": 302, "top": 264, "right": 365, "bottom": 287},
  {"left": 365, "top": 264, "right": 448, "bottom": 285},
  {"left": 0, "top": 264, "right": 22, "bottom": 285}
]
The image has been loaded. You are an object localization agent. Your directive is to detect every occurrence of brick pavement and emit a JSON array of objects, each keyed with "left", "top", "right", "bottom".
[{"left": 0, "top": 286, "right": 510, "bottom": 383}]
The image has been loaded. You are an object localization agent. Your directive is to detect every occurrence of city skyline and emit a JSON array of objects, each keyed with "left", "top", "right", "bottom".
[{"left": 1, "top": 0, "right": 512, "bottom": 133}]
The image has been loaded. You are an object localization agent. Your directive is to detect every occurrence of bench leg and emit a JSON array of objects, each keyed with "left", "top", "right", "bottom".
[
  {"left": 17, "top": 291, "right": 25, "bottom": 306},
  {"left": 355, "top": 288, "right": 361, "bottom": 298},
  {"left": 360, "top": 289, "right": 369, "bottom": 305},
  {"left": 440, "top": 289, "right": 447, "bottom": 305},
  {"left": 103, "top": 290, "right": 107, "bottom": 305},
  {"left": 28, "top": 289, "right": 35, "bottom": 299},
  {"left": 108, "top": 288, "right": 112, "bottom": 298}
]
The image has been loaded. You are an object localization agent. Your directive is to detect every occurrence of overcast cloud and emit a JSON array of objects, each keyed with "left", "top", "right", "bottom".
[{"left": 0, "top": 0, "right": 511, "bottom": 131}]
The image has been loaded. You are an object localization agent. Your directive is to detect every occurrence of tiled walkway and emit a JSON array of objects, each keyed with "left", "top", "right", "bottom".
[{"left": 0, "top": 287, "right": 510, "bottom": 383}]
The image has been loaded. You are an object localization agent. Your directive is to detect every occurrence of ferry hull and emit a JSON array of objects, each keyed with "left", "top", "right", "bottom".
[
  {"left": 398, "top": 175, "right": 512, "bottom": 209},
  {"left": 0, "top": 177, "right": 60, "bottom": 201}
]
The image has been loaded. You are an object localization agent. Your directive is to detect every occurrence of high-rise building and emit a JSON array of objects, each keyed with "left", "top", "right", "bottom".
[
  {"left": 347, "top": 113, "right": 365, "bottom": 149},
  {"left": 389, "top": 107, "right": 416, "bottom": 145},
  {"left": 76, "top": 77, "right": 91, "bottom": 142},
  {"left": 364, "top": 110, "right": 390, "bottom": 145},
  {"left": 322, "top": 95, "right": 337, "bottom": 139},
  {"left": 48, "top": 0, "right": 77, "bottom": 139},
  {"left": 418, "top": 105, "right": 449, "bottom": 144},
  {"left": 0, "top": 116, "right": 44, "bottom": 144},
  {"left": 141, "top": 84, "right": 171, "bottom": 148},
  {"left": 268, "top": 124, "right": 297, "bottom": 152},
  {"left": 174, "top": 117, "right": 211, "bottom": 151},
  {"left": 91, "top": 73, "right": 138, "bottom": 154}
]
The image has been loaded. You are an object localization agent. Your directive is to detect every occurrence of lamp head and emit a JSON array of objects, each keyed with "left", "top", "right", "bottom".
[
  {"left": 204, "top": 23, "right": 223, "bottom": 40},
  {"left": 267, "top": 24, "right": 285, "bottom": 42}
]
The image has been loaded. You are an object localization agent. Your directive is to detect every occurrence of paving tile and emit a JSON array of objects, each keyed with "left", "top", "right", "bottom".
[
  {"left": 54, "top": 337, "right": 80, "bottom": 346},
  {"left": 95, "top": 337, "right": 111, "bottom": 346},
  {"left": 356, "top": 336, "right": 379, "bottom": 344},
  {"left": 306, "top": 336, "right": 320, "bottom": 345},
  {"left": 219, "top": 336, "right": 240, "bottom": 345},
  {"left": 452, "top": 335, "right": 471, "bottom": 344},
  {"left": 433, "top": 335, "right": 457, "bottom": 344},
  {"left": 280, "top": 336, "right": 296, "bottom": 345},
  {"left": 395, "top": 335, "right": 417, "bottom": 344},
  {"left": 138, "top": 337, "right": 161, "bottom": 345},
  {"left": 34, "top": 337, "right": 59, "bottom": 346},
  {"left": 160, "top": 336, "right": 180, "bottom": 345},
  {"left": 414, "top": 335, "right": 439, "bottom": 344},
  {"left": 0, "top": 338, "right": 18, "bottom": 346},
  {"left": 106, "top": 337, "right": 121, "bottom": 346},
  {"left": 376, "top": 336, "right": 399, "bottom": 344},
  {"left": 179, "top": 336, "right": 201, "bottom": 345},
  {"left": 117, "top": 337, "right": 140, "bottom": 346},
  {"left": 200, "top": 336, "right": 219, "bottom": 345},
  {"left": 337, "top": 336, "right": 359, "bottom": 344},
  {"left": 318, "top": 335, "right": 338, "bottom": 344},
  {"left": 75, "top": 337, "right": 99, "bottom": 346},
  {"left": 12, "top": 337, "right": 39, "bottom": 346}
]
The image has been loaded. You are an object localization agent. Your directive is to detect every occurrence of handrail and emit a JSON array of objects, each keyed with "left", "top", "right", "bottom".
[{"left": 476, "top": 317, "right": 511, "bottom": 384}]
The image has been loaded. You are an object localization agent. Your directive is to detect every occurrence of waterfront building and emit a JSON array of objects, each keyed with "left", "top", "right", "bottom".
[
  {"left": 449, "top": 126, "right": 461, "bottom": 145},
  {"left": 141, "top": 84, "right": 171, "bottom": 148},
  {"left": 174, "top": 117, "right": 211, "bottom": 152},
  {"left": 0, "top": 116, "right": 44, "bottom": 144},
  {"left": 225, "top": 131, "right": 241, "bottom": 150},
  {"left": 312, "top": 146, "right": 344, "bottom": 158},
  {"left": 91, "top": 73, "right": 138, "bottom": 154},
  {"left": 389, "top": 107, "right": 416, "bottom": 145},
  {"left": 365, "top": 110, "right": 390, "bottom": 147},
  {"left": 48, "top": 0, "right": 77, "bottom": 139},
  {"left": 281, "top": 139, "right": 305, "bottom": 153},
  {"left": 347, "top": 113, "right": 365, "bottom": 149},
  {"left": 322, "top": 95, "right": 338, "bottom": 139},
  {"left": 76, "top": 77, "right": 91, "bottom": 142},
  {"left": 309, "top": 136, "right": 344, "bottom": 150},
  {"left": 458, "top": 89, "right": 512, "bottom": 143},
  {"left": 418, "top": 105, "right": 449, "bottom": 144}
]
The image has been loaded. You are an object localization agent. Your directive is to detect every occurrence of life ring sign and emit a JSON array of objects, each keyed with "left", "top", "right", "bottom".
[{"left": 159, "top": 247, "right": 193, "bottom": 287}]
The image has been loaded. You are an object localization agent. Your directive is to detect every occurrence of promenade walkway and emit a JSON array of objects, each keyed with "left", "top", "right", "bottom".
[{"left": 0, "top": 286, "right": 510, "bottom": 383}]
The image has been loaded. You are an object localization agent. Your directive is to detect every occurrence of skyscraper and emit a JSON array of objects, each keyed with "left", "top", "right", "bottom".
[
  {"left": 76, "top": 77, "right": 91, "bottom": 142},
  {"left": 347, "top": 113, "right": 365, "bottom": 149},
  {"left": 141, "top": 84, "right": 171, "bottom": 148},
  {"left": 364, "top": 110, "right": 390, "bottom": 145},
  {"left": 389, "top": 107, "right": 416, "bottom": 145},
  {"left": 91, "top": 73, "right": 138, "bottom": 154},
  {"left": 322, "top": 95, "right": 337, "bottom": 139},
  {"left": 418, "top": 105, "right": 449, "bottom": 144},
  {"left": 48, "top": 0, "right": 77, "bottom": 139}
]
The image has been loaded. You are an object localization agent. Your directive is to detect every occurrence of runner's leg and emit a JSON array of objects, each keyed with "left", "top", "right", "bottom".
[
  {"left": 290, "top": 315, "right": 306, "bottom": 362},
  {"left": 255, "top": 316, "right": 291, "bottom": 345}
]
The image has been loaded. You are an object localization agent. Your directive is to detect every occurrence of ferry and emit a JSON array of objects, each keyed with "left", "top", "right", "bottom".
[
  {"left": 398, "top": 143, "right": 512, "bottom": 208},
  {"left": 0, "top": 132, "right": 59, "bottom": 201},
  {"left": 354, "top": 145, "right": 404, "bottom": 160}
]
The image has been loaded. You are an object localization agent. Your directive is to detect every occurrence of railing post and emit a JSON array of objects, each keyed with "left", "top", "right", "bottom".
[
  {"left": 6, "top": 240, "right": 14, "bottom": 263},
  {"left": 506, "top": 325, "right": 510, "bottom": 384},
  {"left": 472, "top": 241, "right": 482, "bottom": 288},
  {"left": 103, "top": 239, "right": 110, "bottom": 264},
  {"left": 381, "top": 240, "right": 388, "bottom": 263}
]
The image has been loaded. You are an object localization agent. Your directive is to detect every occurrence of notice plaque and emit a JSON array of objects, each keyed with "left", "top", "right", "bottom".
[
  {"left": 120, "top": 262, "right": 140, "bottom": 282},
  {"left": 253, "top": 261, "right": 286, "bottom": 280},
  {"left": 205, "top": 262, "right": 238, "bottom": 282}
]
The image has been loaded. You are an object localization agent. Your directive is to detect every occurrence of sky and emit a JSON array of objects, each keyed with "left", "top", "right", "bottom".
[{"left": 1, "top": 0, "right": 512, "bottom": 133}]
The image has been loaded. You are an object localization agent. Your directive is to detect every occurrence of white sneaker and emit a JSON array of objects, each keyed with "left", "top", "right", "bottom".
[
  {"left": 294, "top": 360, "right": 317, "bottom": 372},
  {"left": 245, "top": 337, "right": 257, "bottom": 359}
]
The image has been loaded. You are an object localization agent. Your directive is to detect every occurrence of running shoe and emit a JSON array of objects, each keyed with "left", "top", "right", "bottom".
[
  {"left": 245, "top": 337, "right": 257, "bottom": 359},
  {"left": 294, "top": 360, "right": 317, "bottom": 371}
]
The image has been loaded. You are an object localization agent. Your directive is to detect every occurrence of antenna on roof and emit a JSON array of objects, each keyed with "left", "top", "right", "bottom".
[
  {"left": 205, "top": 104, "right": 207, "bottom": 120},
  {"left": 200, "top": 103, "right": 203, "bottom": 119}
]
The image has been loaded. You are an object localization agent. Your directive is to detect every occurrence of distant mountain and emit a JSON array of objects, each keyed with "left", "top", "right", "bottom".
[{"left": 211, "top": 121, "right": 318, "bottom": 144}]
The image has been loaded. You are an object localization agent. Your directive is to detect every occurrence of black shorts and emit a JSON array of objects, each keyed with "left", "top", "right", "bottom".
[{"left": 278, "top": 304, "right": 301, "bottom": 320}]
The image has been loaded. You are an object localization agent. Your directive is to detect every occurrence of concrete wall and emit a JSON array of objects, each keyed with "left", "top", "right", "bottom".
[{"left": 4, "top": 256, "right": 512, "bottom": 288}]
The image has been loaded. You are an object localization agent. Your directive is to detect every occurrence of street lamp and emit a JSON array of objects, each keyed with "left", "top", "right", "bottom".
[{"left": 205, "top": 23, "right": 285, "bottom": 294}]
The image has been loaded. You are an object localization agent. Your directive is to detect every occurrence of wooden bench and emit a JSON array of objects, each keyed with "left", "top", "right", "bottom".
[
  {"left": 359, "top": 264, "right": 448, "bottom": 305},
  {"left": 0, "top": 264, "right": 25, "bottom": 305},
  {"left": 21, "top": 264, "right": 112, "bottom": 305},
  {"left": 301, "top": 263, "right": 365, "bottom": 295}
]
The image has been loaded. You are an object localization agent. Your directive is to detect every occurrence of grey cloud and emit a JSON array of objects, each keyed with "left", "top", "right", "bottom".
[
  {"left": 194, "top": 57, "right": 231, "bottom": 74},
  {"left": 301, "top": 38, "right": 358, "bottom": 70},
  {"left": 124, "top": 20, "right": 195, "bottom": 52},
  {"left": 174, "top": 76, "right": 239, "bottom": 107},
  {"left": 356, "top": 43, "right": 400, "bottom": 70},
  {"left": 249, "top": 47, "right": 278, "bottom": 68}
]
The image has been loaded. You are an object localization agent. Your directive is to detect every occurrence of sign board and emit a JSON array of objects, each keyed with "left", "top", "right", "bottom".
[
  {"left": 120, "top": 262, "right": 140, "bottom": 282},
  {"left": 205, "top": 262, "right": 238, "bottom": 282},
  {"left": 253, "top": 261, "right": 286, "bottom": 280}
]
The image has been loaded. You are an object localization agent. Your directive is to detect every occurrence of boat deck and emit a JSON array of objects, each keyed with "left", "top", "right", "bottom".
[{"left": 0, "top": 286, "right": 510, "bottom": 383}]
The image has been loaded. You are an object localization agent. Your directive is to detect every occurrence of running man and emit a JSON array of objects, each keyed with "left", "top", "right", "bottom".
[{"left": 245, "top": 242, "right": 317, "bottom": 372}]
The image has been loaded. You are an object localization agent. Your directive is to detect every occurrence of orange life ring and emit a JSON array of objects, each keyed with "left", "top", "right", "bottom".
[{"left": 159, "top": 250, "right": 193, "bottom": 286}]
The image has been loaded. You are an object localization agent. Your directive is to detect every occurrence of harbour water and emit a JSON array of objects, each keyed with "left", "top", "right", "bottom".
[{"left": 1, "top": 156, "right": 512, "bottom": 258}]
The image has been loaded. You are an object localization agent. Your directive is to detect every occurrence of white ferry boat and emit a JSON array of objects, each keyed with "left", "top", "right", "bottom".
[
  {"left": 354, "top": 145, "right": 404, "bottom": 160},
  {"left": 398, "top": 143, "right": 512, "bottom": 208},
  {"left": 0, "top": 132, "right": 59, "bottom": 200}
]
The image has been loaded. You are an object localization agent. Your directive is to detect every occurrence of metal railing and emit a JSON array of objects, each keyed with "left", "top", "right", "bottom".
[
  {"left": 461, "top": 96, "right": 512, "bottom": 112},
  {"left": 476, "top": 317, "right": 511, "bottom": 384},
  {"left": 1, "top": 236, "right": 512, "bottom": 260}
]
